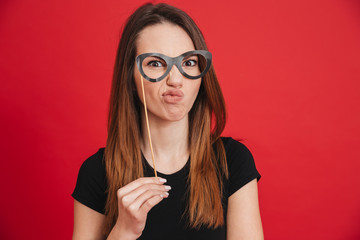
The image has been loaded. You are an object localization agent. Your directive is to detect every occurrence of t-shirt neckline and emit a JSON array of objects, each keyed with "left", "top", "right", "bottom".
[{"left": 141, "top": 151, "right": 190, "bottom": 179}]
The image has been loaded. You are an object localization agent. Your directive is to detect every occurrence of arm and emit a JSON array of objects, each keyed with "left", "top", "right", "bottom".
[
  {"left": 73, "top": 177, "right": 170, "bottom": 240},
  {"left": 227, "top": 179, "right": 264, "bottom": 240},
  {"left": 72, "top": 199, "right": 139, "bottom": 240},
  {"left": 73, "top": 200, "right": 106, "bottom": 240}
]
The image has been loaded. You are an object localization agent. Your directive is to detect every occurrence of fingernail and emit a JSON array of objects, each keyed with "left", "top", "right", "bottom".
[
  {"left": 164, "top": 185, "right": 171, "bottom": 190},
  {"left": 164, "top": 192, "right": 169, "bottom": 196},
  {"left": 159, "top": 178, "right": 167, "bottom": 183}
]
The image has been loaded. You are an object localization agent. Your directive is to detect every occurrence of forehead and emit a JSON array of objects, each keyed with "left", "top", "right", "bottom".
[{"left": 136, "top": 22, "right": 195, "bottom": 57}]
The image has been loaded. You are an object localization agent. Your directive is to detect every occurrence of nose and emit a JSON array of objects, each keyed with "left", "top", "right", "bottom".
[{"left": 166, "top": 65, "right": 183, "bottom": 88}]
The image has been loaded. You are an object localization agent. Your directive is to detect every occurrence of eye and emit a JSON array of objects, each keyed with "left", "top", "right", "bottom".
[
  {"left": 148, "top": 60, "right": 164, "bottom": 67},
  {"left": 183, "top": 59, "right": 197, "bottom": 67}
]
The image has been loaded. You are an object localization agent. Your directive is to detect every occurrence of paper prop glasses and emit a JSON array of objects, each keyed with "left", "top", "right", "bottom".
[{"left": 136, "top": 50, "right": 212, "bottom": 82}]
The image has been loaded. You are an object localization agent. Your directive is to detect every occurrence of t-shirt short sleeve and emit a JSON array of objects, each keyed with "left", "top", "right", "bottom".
[
  {"left": 223, "top": 137, "right": 261, "bottom": 197},
  {"left": 72, "top": 148, "right": 107, "bottom": 214}
]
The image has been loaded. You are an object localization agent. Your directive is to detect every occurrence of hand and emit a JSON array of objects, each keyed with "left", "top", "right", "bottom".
[{"left": 113, "top": 177, "right": 170, "bottom": 239}]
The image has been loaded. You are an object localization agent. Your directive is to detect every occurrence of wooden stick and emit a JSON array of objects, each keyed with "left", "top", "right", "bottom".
[{"left": 140, "top": 75, "right": 157, "bottom": 177}]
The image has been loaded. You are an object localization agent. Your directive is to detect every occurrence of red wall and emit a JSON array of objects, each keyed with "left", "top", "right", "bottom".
[{"left": 1, "top": 0, "right": 359, "bottom": 239}]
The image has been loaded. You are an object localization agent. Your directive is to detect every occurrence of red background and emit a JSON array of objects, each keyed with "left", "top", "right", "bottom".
[{"left": 1, "top": 0, "right": 359, "bottom": 239}]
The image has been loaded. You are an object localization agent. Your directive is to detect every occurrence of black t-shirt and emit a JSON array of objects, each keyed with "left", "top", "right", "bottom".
[{"left": 72, "top": 137, "right": 261, "bottom": 240}]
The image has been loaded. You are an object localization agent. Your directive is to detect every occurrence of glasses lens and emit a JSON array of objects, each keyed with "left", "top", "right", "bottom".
[
  {"left": 142, "top": 55, "right": 167, "bottom": 80},
  {"left": 181, "top": 53, "right": 207, "bottom": 78}
]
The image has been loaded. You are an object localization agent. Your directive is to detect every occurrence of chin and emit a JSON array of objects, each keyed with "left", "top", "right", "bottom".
[
  {"left": 165, "top": 114, "right": 187, "bottom": 122},
  {"left": 161, "top": 110, "right": 188, "bottom": 122},
  {"left": 148, "top": 107, "right": 189, "bottom": 123}
]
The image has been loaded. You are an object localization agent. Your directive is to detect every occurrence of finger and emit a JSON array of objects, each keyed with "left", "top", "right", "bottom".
[
  {"left": 139, "top": 194, "right": 167, "bottom": 215},
  {"left": 120, "top": 183, "right": 171, "bottom": 207},
  {"left": 129, "top": 188, "right": 169, "bottom": 213},
  {"left": 117, "top": 177, "right": 167, "bottom": 197}
]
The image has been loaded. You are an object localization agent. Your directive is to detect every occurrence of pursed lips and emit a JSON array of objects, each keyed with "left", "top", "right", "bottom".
[{"left": 162, "top": 89, "right": 184, "bottom": 103}]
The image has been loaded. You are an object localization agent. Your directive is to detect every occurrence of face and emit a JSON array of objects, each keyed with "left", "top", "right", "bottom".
[{"left": 134, "top": 22, "right": 202, "bottom": 122}]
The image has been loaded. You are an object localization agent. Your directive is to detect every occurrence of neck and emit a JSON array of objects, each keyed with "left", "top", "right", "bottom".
[{"left": 140, "top": 112, "right": 189, "bottom": 167}]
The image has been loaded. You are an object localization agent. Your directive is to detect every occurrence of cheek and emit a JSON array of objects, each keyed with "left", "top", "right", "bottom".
[
  {"left": 187, "top": 80, "right": 202, "bottom": 105},
  {"left": 134, "top": 71, "right": 162, "bottom": 104},
  {"left": 191, "top": 80, "right": 202, "bottom": 97}
]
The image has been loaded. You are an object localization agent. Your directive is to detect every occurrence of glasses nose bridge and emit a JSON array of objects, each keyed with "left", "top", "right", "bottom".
[
  {"left": 166, "top": 57, "right": 185, "bottom": 86},
  {"left": 167, "top": 56, "right": 183, "bottom": 76}
]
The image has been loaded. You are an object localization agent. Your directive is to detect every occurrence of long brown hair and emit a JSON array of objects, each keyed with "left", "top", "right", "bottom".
[{"left": 104, "top": 3, "right": 228, "bottom": 235}]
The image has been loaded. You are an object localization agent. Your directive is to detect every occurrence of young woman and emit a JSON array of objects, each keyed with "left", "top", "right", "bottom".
[{"left": 72, "top": 3, "right": 263, "bottom": 240}]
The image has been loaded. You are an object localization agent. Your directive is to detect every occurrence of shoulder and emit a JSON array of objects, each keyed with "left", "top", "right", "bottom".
[
  {"left": 78, "top": 148, "right": 105, "bottom": 174},
  {"left": 75, "top": 148, "right": 106, "bottom": 183},
  {"left": 72, "top": 147, "right": 107, "bottom": 214},
  {"left": 220, "top": 137, "right": 253, "bottom": 161},
  {"left": 220, "top": 137, "right": 261, "bottom": 197}
]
